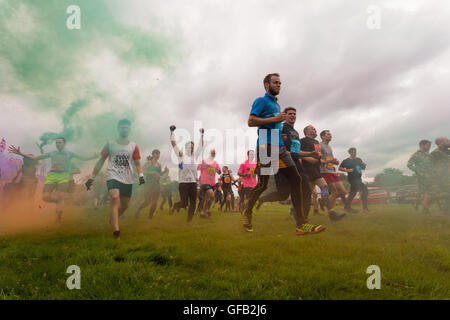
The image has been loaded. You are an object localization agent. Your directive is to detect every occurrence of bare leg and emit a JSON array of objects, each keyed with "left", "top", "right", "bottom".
[
  {"left": 119, "top": 195, "right": 131, "bottom": 217},
  {"left": 109, "top": 189, "right": 120, "bottom": 232}
]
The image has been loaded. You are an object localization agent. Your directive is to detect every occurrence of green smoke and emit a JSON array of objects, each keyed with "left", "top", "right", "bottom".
[{"left": 0, "top": 0, "right": 180, "bottom": 154}]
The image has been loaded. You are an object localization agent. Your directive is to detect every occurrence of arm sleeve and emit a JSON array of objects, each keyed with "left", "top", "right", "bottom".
[
  {"left": 340, "top": 159, "right": 349, "bottom": 169},
  {"left": 133, "top": 145, "right": 141, "bottom": 160},
  {"left": 282, "top": 125, "right": 291, "bottom": 151},
  {"left": 249, "top": 98, "right": 265, "bottom": 116},
  {"left": 238, "top": 164, "right": 244, "bottom": 174}
]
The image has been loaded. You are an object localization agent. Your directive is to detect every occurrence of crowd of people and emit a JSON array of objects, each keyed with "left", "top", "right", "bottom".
[
  {"left": 407, "top": 138, "right": 450, "bottom": 215},
  {"left": 2, "top": 73, "right": 448, "bottom": 239}
]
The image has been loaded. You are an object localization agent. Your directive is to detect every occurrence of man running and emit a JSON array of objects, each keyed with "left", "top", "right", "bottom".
[
  {"left": 429, "top": 137, "right": 450, "bottom": 215},
  {"left": 300, "top": 126, "right": 347, "bottom": 221},
  {"left": 170, "top": 125, "right": 204, "bottom": 223},
  {"left": 407, "top": 139, "right": 432, "bottom": 214},
  {"left": 338, "top": 147, "right": 373, "bottom": 213},
  {"left": 198, "top": 149, "right": 221, "bottom": 218},
  {"left": 134, "top": 150, "right": 167, "bottom": 220},
  {"left": 9, "top": 138, "right": 96, "bottom": 224},
  {"left": 243, "top": 73, "right": 324, "bottom": 235},
  {"left": 255, "top": 107, "right": 313, "bottom": 220},
  {"left": 238, "top": 150, "right": 257, "bottom": 212},
  {"left": 85, "top": 119, "right": 145, "bottom": 239},
  {"left": 219, "top": 166, "right": 236, "bottom": 212},
  {"left": 320, "top": 130, "right": 358, "bottom": 214}
]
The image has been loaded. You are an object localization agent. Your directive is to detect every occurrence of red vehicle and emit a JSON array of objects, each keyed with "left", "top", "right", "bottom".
[{"left": 338, "top": 187, "right": 388, "bottom": 205}]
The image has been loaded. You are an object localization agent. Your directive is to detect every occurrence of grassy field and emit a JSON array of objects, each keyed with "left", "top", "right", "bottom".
[{"left": 0, "top": 203, "right": 449, "bottom": 300}]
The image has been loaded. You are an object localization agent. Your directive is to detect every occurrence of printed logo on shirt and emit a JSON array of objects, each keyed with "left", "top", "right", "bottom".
[
  {"left": 326, "top": 156, "right": 334, "bottom": 169},
  {"left": 290, "top": 140, "right": 301, "bottom": 154},
  {"left": 314, "top": 144, "right": 322, "bottom": 157},
  {"left": 207, "top": 167, "right": 216, "bottom": 176},
  {"left": 113, "top": 154, "right": 130, "bottom": 168}
]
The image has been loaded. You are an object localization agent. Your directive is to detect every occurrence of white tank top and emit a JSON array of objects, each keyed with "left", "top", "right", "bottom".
[{"left": 102, "top": 140, "right": 140, "bottom": 184}]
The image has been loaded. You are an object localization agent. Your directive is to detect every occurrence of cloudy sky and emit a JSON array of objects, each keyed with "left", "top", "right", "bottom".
[{"left": 1, "top": 0, "right": 449, "bottom": 181}]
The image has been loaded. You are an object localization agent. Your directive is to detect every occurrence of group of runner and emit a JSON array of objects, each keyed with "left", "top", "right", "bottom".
[
  {"left": 407, "top": 137, "right": 450, "bottom": 215},
  {"left": 9, "top": 73, "right": 433, "bottom": 239},
  {"left": 241, "top": 73, "right": 376, "bottom": 235}
]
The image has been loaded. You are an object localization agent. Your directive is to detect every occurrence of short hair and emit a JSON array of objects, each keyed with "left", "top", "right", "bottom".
[
  {"left": 152, "top": 149, "right": 160, "bottom": 155},
  {"left": 223, "top": 165, "right": 228, "bottom": 170},
  {"left": 284, "top": 107, "right": 296, "bottom": 114},
  {"left": 263, "top": 73, "right": 280, "bottom": 86},
  {"left": 419, "top": 139, "right": 431, "bottom": 147},
  {"left": 56, "top": 137, "right": 66, "bottom": 143},
  {"left": 320, "top": 130, "right": 329, "bottom": 139},
  {"left": 247, "top": 150, "right": 254, "bottom": 156},
  {"left": 303, "top": 126, "right": 312, "bottom": 135},
  {"left": 348, "top": 147, "right": 356, "bottom": 153},
  {"left": 117, "top": 119, "right": 131, "bottom": 127}
]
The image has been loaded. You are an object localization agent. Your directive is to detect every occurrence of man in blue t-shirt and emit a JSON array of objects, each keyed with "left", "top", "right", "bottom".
[
  {"left": 243, "top": 73, "right": 324, "bottom": 235},
  {"left": 339, "top": 147, "right": 374, "bottom": 213}
]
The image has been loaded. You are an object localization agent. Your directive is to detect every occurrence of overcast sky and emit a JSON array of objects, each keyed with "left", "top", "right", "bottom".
[{"left": 1, "top": 0, "right": 449, "bottom": 181}]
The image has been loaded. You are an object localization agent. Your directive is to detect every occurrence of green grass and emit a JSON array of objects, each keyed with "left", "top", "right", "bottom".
[{"left": 1, "top": 203, "right": 449, "bottom": 299}]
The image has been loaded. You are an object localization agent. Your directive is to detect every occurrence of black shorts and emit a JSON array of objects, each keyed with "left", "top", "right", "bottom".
[
  {"left": 302, "top": 163, "right": 322, "bottom": 182},
  {"left": 222, "top": 186, "right": 233, "bottom": 197},
  {"left": 200, "top": 184, "right": 214, "bottom": 197},
  {"left": 256, "top": 144, "right": 295, "bottom": 174},
  {"left": 107, "top": 179, "right": 133, "bottom": 198},
  {"left": 275, "top": 158, "right": 309, "bottom": 185}
]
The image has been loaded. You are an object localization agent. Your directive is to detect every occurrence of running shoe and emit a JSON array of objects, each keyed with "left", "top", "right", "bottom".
[
  {"left": 329, "top": 210, "right": 347, "bottom": 222},
  {"left": 296, "top": 223, "right": 325, "bottom": 235},
  {"left": 113, "top": 230, "right": 121, "bottom": 240},
  {"left": 363, "top": 209, "right": 375, "bottom": 214},
  {"left": 242, "top": 214, "right": 253, "bottom": 232}
]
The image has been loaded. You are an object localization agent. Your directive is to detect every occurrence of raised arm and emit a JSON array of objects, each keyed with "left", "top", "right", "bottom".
[
  {"left": 8, "top": 146, "right": 42, "bottom": 160},
  {"left": 170, "top": 127, "right": 183, "bottom": 158},
  {"left": 194, "top": 130, "right": 206, "bottom": 160}
]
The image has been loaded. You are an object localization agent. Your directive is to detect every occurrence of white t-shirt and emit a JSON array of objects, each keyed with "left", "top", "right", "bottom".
[
  {"left": 177, "top": 153, "right": 198, "bottom": 183},
  {"left": 101, "top": 139, "right": 141, "bottom": 184},
  {"left": 172, "top": 136, "right": 203, "bottom": 183}
]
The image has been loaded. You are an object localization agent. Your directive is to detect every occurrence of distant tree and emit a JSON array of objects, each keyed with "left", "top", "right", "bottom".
[{"left": 371, "top": 168, "right": 416, "bottom": 190}]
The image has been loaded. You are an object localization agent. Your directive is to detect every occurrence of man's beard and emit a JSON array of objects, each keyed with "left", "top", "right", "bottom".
[{"left": 268, "top": 86, "right": 279, "bottom": 96}]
